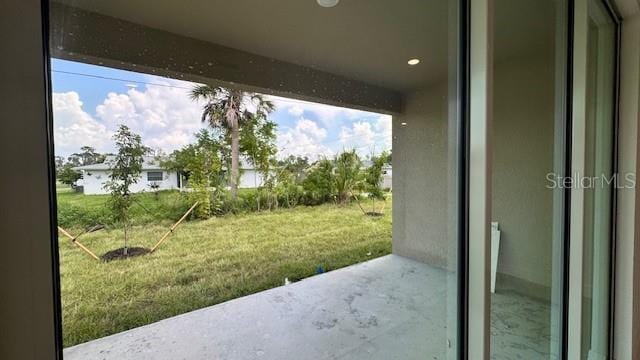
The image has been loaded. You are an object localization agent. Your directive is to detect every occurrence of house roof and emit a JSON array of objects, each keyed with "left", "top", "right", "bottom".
[{"left": 72, "top": 156, "right": 165, "bottom": 171}]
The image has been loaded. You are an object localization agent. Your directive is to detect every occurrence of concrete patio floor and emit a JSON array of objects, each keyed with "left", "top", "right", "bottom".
[{"left": 64, "top": 255, "right": 550, "bottom": 360}]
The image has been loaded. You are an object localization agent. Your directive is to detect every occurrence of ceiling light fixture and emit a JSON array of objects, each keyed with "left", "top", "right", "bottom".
[
  {"left": 407, "top": 58, "right": 420, "bottom": 66},
  {"left": 317, "top": 0, "right": 339, "bottom": 8},
  {"left": 401, "top": 122, "right": 408, "bottom": 126}
]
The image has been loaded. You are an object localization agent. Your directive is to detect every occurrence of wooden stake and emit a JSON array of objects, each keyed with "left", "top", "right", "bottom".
[
  {"left": 150, "top": 202, "right": 199, "bottom": 253},
  {"left": 57, "top": 226, "right": 100, "bottom": 260},
  {"left": 350, "top": 192, "right": 367, "bottom": 215},
  {"left": 379, "top": 199, "right": 387, "bottom": 214}
]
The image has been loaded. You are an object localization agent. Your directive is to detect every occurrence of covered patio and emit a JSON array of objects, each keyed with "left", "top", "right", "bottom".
[{"left": 64, "top": 255, "right": 549, "bottom": 360}]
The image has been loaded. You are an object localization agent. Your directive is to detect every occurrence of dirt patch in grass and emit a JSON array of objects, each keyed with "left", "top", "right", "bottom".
[
  {"left": 364, "top": 211, "right": 384, "bottom": 217},
  {"left": 101, "top": 247, "right": 151, "bottom": 261}
]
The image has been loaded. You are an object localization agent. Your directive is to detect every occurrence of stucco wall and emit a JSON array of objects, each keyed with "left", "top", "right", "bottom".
[
  {"left": 393, "top": 54, "right": 555, "bottom": 295},
  {"left": 392, "top": 82, "right": 450, "bottom": 268},
  {"left": 238, "top": 169, "right": 265, "bottom": 189}
]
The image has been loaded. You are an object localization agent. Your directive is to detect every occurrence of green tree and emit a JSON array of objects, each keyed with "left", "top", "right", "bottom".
[
  {"left": 67, "top": 146, "right": 106, "bottom": 167},
  {"left": 333, "top": 150, "right": 362, "bottom": 204},
  {"left": 57, "top": 164, "right": 82, "bottom": 186},
  {"left": 163, "top": 129, "right": 222, "bottom": 218},
  {"left": 163, "top": 130, "right": 220, "bottom": 184},
  {"left": 302, "top": 158, "right": 335, "bottom": 204},
  {"left": 241, "top": 112, "right": 278, "bottom": 209},
  {"left": 190, "top": 85, "right": 275, "bottom": 200},
  {"left": 363, "top": 151, "right": 389, "bottom": 212},
  {"left": 54, "top": 156, "right": 65, "bottom": 170},
  {"left": 265, "top": 156, "right": 308, "bottom": 208},
  {"left": 278, "top": 156, "right": 310, "bottom": 183},
  {"left": 275, "top": 169, "right": 303, "bottom": 208},
  {"left": 103, "top": 125, "right": 147, "bottom": 255}
]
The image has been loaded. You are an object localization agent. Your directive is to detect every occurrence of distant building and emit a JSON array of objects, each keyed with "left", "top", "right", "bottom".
[
  {"left": 381, "top": 165, "right": 392, "bottom": 189},
  {"left": 73, "top": 156, "right": 268, "bottom": 195},
  {"left": 72, "top": 156, "right": 181, "bottom": 195},
  {"left": 361, "top": 160, "right": 393, "bottom": 190}
]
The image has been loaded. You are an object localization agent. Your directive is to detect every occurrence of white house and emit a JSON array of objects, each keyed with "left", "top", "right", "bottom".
[
  {"left": 381, "top": 165, "right": 392, "bottom": 190},
  {"left": 238, "top": 165, "right": 266, "bottom": 189},
  {"left": 361, "top": 160, "right": 393, "bottom": 190},
  {"left": 73, "top": 156, "right": 270, "bottom": 195},
  {"left": 73, "top": 156, "right": 181, "bottom": 195}
]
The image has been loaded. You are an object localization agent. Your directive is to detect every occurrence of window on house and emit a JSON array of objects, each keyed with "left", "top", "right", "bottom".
[{"left": 147, "top": 172, "right": 163, "bottom": 181}]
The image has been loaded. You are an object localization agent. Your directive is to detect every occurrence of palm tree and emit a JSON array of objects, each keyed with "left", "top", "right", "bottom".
[
  {"left": 190, "top": 85, "right": 274, "bottom": 199},
  {"left": 334, "top": 149, "right": 363, "bottom": 204}
]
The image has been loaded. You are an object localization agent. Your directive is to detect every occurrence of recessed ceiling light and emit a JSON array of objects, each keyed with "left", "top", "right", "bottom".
[
  {"left": 317, "top": 0, "right": 339, "bottom": 7},
  {"left": 407, "top": 59, "right": 420, "bottom": 66},
  {"left": 401, "top": 122, "right": 408, "bottom": 126}
]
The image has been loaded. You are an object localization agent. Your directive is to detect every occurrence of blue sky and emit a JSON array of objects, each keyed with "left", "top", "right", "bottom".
[{"left": 51, "top": 58, "right": 392, "bottom": 160}]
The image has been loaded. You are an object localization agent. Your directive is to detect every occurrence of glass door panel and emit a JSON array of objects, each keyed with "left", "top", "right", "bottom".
[
  {"left": 490, "top": 0, "right": 569, "bottom": 358},
  {"left": 581, "top": 1, "right": 616, "bottom": 358}
]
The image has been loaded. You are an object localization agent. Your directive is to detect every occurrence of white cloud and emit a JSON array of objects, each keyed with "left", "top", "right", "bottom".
[
  {"left": 53, "top": 72, "right": 393, "bottom": 161},
  {"left": 94, "top": 81, "right": 205, "bottom": 153},
  {"left": 335, "top": 115, "right": 392, "bottom": 156},
  {"left": 287, "top": 105, "right": 304, "bottom": 117},
  {"left": 374, "top": 115, "right": 392, "bottom": 150},
  {"left": 296, "top": 118, "right": 327, "bottom": 140},
  {"left": 277, "top": 119, "right": 333, "bottom": 160},
  {"left": 339, "top": 121, "right": 375, "bottom": 146},
  {"left": 52, "top": 92, "right": 112, "bottom": 156},
  {"left": 269, "top": 96, "right": 362, "bottom": 126},
  {"left": 53, "top": 75, "right": 207, "bottom": 157}
]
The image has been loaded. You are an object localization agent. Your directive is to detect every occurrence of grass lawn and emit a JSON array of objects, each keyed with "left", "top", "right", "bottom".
[
  {"left": 59, "top": 197, "right": 392, "bottom": 347},
  {"left": 56, "top": 189, "right": 191, "bottom": 228}
]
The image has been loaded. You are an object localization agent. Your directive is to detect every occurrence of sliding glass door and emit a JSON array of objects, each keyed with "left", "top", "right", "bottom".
[
  {"left": 580, "top": 0, "right": 617, "bottom": 358},
  {"left": 489, "top": 0, "right": 569, "bottom": 358},
  {"left": 39, "top": 0, "right": 619, "bottom": 358},
  {"left": 48, "top": 1, "right": 467, "bottom": 359},
  {"left": 477, "top": 0, "right": 619, "bottom": 358}
]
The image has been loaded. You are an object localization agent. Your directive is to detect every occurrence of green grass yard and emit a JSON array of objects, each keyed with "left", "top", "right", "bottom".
[
  {"left": 56, "top": 187, "right": 192, "bottom": 228},
  {"left": 58, "top": 192, "right": 392, "bottom": 347}
]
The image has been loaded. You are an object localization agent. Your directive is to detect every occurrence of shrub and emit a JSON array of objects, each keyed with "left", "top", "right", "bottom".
[
  {"left": 57, "top": 203, "right": 114, "bottom": 229},
  {"left": 333, "top": 150, "right": 362, "bottom": 204},
  {"left": 363, "top": 151, "right": 389, "bottom": 201},
  {"left": 275, "top": 170, "right": 304, "bottom": 208},
  {"left": 302, "top": 159, "right": 335, "bottom": 205}
]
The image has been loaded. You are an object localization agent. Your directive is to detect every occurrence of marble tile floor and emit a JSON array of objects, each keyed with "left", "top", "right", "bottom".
[{"left": 64, "top": 254, "right": 551, "bottom": 360}]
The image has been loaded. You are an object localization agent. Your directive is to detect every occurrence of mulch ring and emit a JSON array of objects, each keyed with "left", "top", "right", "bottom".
[
  {"left": 101, "top": 247, "right": 151, "bottom": 261},
  {"left": 364, "top": 211, "right": 384, "bottom": 217}
]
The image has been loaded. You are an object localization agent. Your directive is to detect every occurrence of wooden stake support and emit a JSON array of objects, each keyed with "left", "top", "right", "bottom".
[
  {"left": 150, "top": 202, "right": 199, "bottom": 253},
  {"left": 350, "top": 192, "right": 367, "bottom": 215},
  {"left": 57, "top": 226, "right": 100, "bottom": 260}
]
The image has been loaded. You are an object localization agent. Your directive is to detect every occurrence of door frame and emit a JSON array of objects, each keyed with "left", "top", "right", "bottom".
[{"left": 567, "top": 0, "right": 621, "bottom": 358}]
